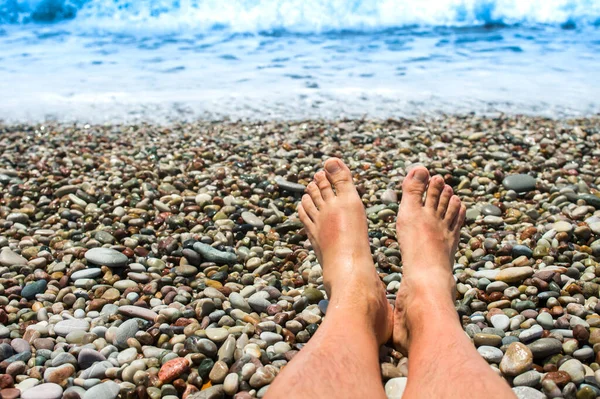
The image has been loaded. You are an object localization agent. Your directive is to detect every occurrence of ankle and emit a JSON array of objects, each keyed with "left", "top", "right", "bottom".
[{"left": 401, "top": 274, "right": 457, "bottom": 327}]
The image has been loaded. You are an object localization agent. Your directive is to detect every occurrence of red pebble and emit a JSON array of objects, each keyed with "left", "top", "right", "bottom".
[{"left": 158, "top": 357, "right": 190, "bottom": 383}]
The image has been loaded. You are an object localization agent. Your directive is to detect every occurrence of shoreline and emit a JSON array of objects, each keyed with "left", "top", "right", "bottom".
[{"left": 1, "top": 115, "right": 600, "bottom": 399}]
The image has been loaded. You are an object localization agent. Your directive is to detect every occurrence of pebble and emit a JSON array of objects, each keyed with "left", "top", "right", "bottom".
[
  {"left": 0, "top": 248, "right": 27, "bottom": 266},
  {"left": 193, "top": 242, "right": 237, "bottom": 264},
  {"left": 558, "top": 359, "right": 585, "bottom": 384},
  {"left": 21, "top": 280, "right": 47, "bottom": 300},
  {"left": 490, "top": 314, "right": 510, "bottom": 331},
  {"left": 54, "top": 319, "right": 90, "bottom": 336},
  {"left": 82, "top": 381, "right": 120, "bottom": 399},
  {"left": 84, "top": 247, "right": 129, "bottom": 267},
  {"left": 512, "top": 386, "right": 546, "bottom": 399},
  {"left": 513, "top": 370, "right": 542, "bottom": 387},
  {"left": 118, "top": 306, "right": 158, "bottom": 321},
  {"left": 22, "top": 383, "right": 63, "bottom": 399},
  {"left": 385, "top": 377, "right": 408, "bottom": 399},
  {"left": 71, "top": 268, "right": 102, "bottom": 280},
  {"left": 114, "top": 319, "right": 139, "bottom": 348},
  {"left": 241, "top": 211, "right": 265, "bottom": 228},
  {"left": 477, "top": 346, "right": 504, "bottom": 363},
  {"left": 502, "top": 174, "right": 537, "bottom": 193},
  {"left": 274, "top": 176, "right": 306, "bottom": 193},
  {"left": 500, "top": 342, "right": 533, "bottom": 376}
]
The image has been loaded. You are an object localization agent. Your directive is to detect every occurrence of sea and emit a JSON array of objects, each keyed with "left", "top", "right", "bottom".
[{"left": 1, "top": 0, "right": 599, "bottom": 123}]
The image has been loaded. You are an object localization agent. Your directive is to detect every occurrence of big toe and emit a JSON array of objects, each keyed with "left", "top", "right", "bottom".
[
  {"left": 401, "top": 165, "right": 430, "bottom": 206},
  {"left": 324, "top": 158, "right": 355, "bottom": 195}
]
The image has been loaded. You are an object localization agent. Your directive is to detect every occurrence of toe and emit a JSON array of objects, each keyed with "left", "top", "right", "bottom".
[
  {"left": 400, "top": 165, "right": 430, "bottom": 206},
  {"left": 437, "top": 185, "right": 454, "bottom": 218},
  {"left": 324, "top": 158, "right": 355, "bottom": 195},
  {"left": 306, "top": 182, "right": 324, "bottom": 208},
  {"left": 444, "top": 195, "right": 461, "bottom": 226},
  {"left": 301, "top": 194, "right": 319, "bottom": 222},
  {"left": 314, "top": 171, "right": 334, "bottom": 201},
  {"left": 298, "top": 204, "right": 314, "bottom": 230},
  {"left": 451, "top": 203, "right": 467, "bottom": 232},
  {"left": 424, "top": 175, "right": 445, "bottom": 210}
]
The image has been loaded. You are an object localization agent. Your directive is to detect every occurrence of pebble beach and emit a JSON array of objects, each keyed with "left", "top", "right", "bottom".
[{"left": 1, "top": 115, "right": 600, "bottom": 399}]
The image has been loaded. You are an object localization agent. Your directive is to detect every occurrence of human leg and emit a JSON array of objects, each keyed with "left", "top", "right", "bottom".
[
  {"left": 265, "top": 158, "right": 392, "bottom": 399},
  {"left": 393, "top": 166, "right": 516, "bottom": 399}
]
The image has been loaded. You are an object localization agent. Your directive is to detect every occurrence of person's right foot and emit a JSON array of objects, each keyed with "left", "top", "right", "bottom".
[{"left": 393, "top": 166, "right": 466, "bottom": 353}]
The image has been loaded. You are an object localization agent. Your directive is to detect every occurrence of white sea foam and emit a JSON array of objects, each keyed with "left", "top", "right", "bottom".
[{"left": 4, "top": 0, "right": 600, "bottom": 31}]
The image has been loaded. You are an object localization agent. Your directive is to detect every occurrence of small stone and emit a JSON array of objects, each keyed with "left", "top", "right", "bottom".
[
  {"left": 78, "top": 348, "right": 106, "bottom": 370},
  {"left": 512, "top": 245, "right": 533, "bottom": 258},
  {"left": 274, "top": 177, "right": 306, "bottom": 193},
  {"left": 223, "top": 373, "right": 239, "bottom": 396},
  {"left": 553, "top": 221, "right": 573, "bottom": 233},
  {"left": 54, "top": 319, "right": 90, "bottom": 336},
  {"left": 385, "top": 377, "right": 408, "bottom": 399},
  {"left": 241, "top": 212, "right": 264, "bottom": 228},
  {"left": 187, "top": 385, "right": 224, "bottom": 399},
  {"left": 249, "top": 366, "right": 276, "bottom": 388},
  {"left": 496, "top": 267, "right": 534, "bottom": 283},
  {"left": 536, "top": 312, "right": 554, "bottom": 330},
  {"left": 477, "top": 346, "right": 503, "bottom": 363},
  {"left": 117, "top": 348, "right": 138, "bottom": 365},
  {"left": 500, "top": 342, "right": 533, "bottom": 376},
  {"left": 118, "top": 305, "right": 158, "bottom": 321},
  {"left": 527, "top": 338, "right": 563, "bottom": 359},
  {"left": 22, "top": 383, "right": 63, "bottom": 399},
  {"left": 481, "top": 204, "right": 502, "bottom": 216},
  {"left": 519, "top": 325, "right": 544, "bottom": 342},
  {"left": 85, "top": 248, "right": 128, "bottom": 267},
  {"left": 193, "top": 242, "right": 237, "bottom": 264},
  {"left": 490, "top": 314, "right": 510, "bottom": 331},
  {"left": 558, "top": 359, "right": 585, "bottom": 384},
  {"left": 206, "top": 328, "right": 229, "bottom": 343},
  {"left": 473, "top": 333, "right": 502, "bottom": 347},
  {"left": 381, "top": 189, "right": 398, "bottom": 204},
  {"left": 0, "top": 248, "right": 27, "bottom": 266},
  {"left": 82, "top": 381, "right": 120, "bottom": 399},
  {"left": 159, "top": 357, "right": 189, "bottom": 383},
  {"left": 502, "top": 174, "right": 537, "bottom": 193},
  {"left": 512, "top": 386, "right": 546, "bottom": 399},
  {"left": 21, "top": 280, "right": 47, "bottom": 300},
  {"left": 513, "top": 370, "right": 542, "bottom": 387},
  {"left": 114, "top": 319, "right": 139, "bottom": 348},
  {"left": 71, "top": 268, "right": 102, "bottom": 280},
  {"left": 303, "top": 287, "right": 324, "bottom": 304},
  {"left": 229, "top": 292, "right": 251, "bottom": 312},
  {"left": 483, "top": 215, "right": 504, "bottom": 226}
]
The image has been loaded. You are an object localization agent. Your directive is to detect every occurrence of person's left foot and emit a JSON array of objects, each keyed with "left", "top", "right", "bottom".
[{"left": 298, "top": 158, "right": 393, "bottom": 344}]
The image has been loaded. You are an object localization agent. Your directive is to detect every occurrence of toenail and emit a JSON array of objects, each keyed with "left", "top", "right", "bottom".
[
  {"left": 412, "top": 168, "right": 428, "bottom": 183},
  {"left": 325, "top": 159, "right": 341, "bottom": 173}
]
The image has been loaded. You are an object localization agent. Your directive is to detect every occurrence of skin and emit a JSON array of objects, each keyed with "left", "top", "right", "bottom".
[{"left": 265, "top": 158, "right": 516, "bottom": 399}]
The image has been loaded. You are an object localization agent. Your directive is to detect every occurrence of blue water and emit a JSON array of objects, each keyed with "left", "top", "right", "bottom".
[{"left": 1, "top": 0, "right": 599, "bottom": 122}]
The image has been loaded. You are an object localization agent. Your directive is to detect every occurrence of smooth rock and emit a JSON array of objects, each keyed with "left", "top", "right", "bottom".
[
  {"left": 193, "top": 242, "right": 237, "bottom": 264},
  {"left": 512, "top": 386, "right": 547, "bottom": 399},
  {"left": 0, "top": 248, "right": 27, "bottom": 266},
  {"left": 500, "top": 342, "right": 533, "bottom": 376},
  {"left": 22, "top": 383, "right": 63, "bottom": 399},
  {"left": 82, "top": 381, "right": 120, "bottom": 399},
  {"left": 274, "top": 177, "right": 306, "bottom": 193},
  {"left": 85, "top": 248, "right": 128, "bottom": 267},
  {"left": 385, "top": 377, "right": 408, "bottom": 399},
  {"left": 54, "top": 319, "right": 90, "bottom": 336},
  {"left": 502, "top": 174, "right": 537, "bottom": 193}
]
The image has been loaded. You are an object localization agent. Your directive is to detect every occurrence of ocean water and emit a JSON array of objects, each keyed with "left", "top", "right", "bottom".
[{"left": 1, "top": 0, "right": 599, "bottom": 123}]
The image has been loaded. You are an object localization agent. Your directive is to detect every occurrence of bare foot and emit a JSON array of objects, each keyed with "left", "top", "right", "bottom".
[
  {"left": 298, "top": 158, "right": 393, "bottom": 345},
  {"left": 393, "top": 166, "right": 466, "bottom": 353}
]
